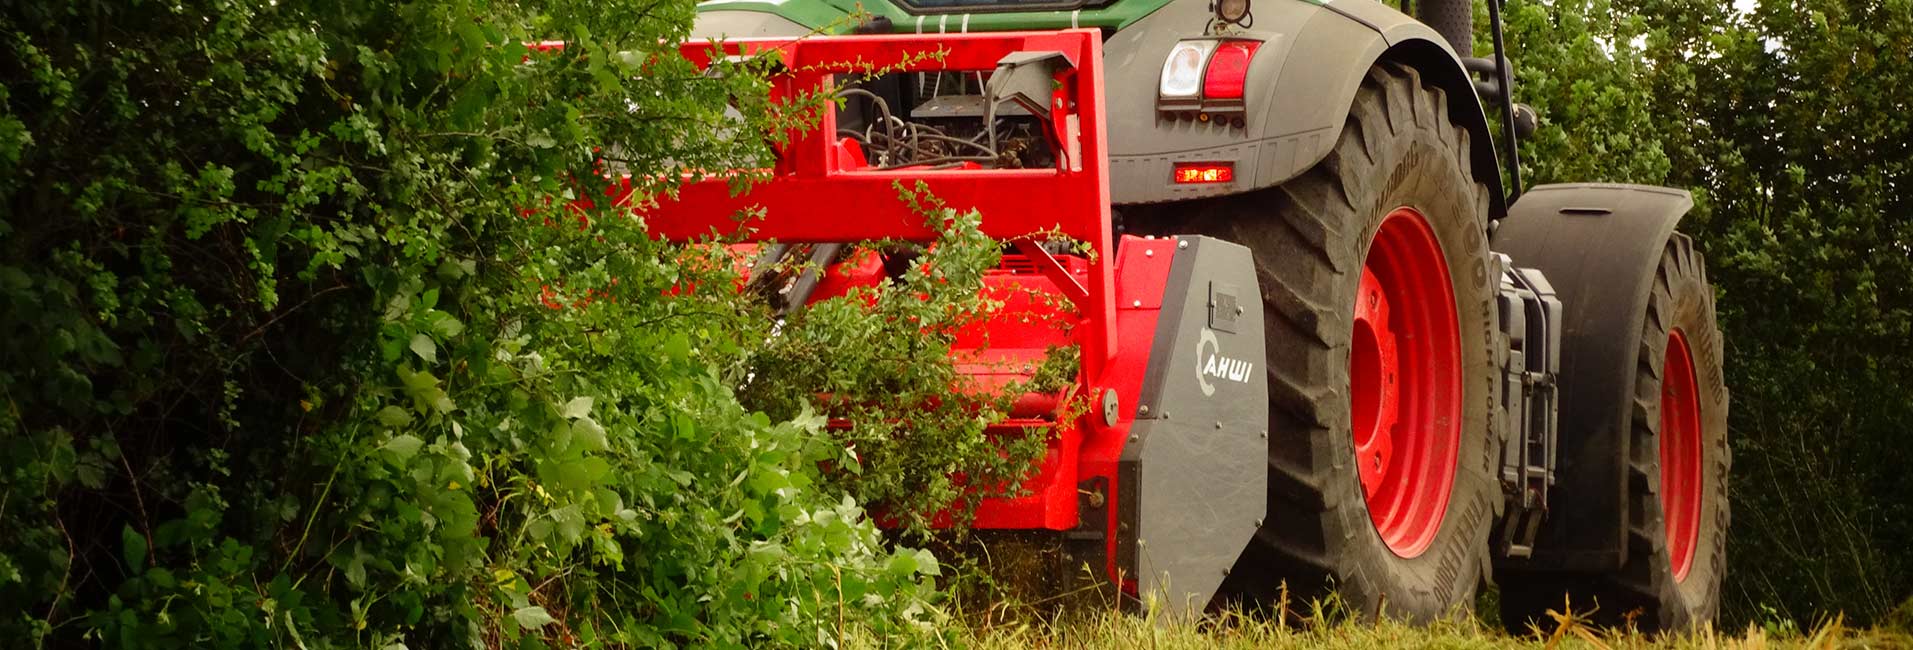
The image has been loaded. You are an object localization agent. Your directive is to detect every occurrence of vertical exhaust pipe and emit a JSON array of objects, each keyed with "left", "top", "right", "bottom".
[
  {"left": 1416, "top": 0, "right": 1527, "bottom": 202},
  {"left": 1418, "top": 0, "right": 1474, "bottom": 57}
]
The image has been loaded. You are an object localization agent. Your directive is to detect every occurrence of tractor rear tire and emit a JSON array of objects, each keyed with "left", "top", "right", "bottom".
[
  {"left": 1499, "top": 234, "right": 1729, "bottom": 633},
  {"left": 1131, "top": 63, "right": 1500, "bottom": 621}
]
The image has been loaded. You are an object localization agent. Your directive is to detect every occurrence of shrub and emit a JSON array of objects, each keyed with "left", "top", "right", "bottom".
[{"left": 0, "top": 1, "right": 1030, "bottom": 646}]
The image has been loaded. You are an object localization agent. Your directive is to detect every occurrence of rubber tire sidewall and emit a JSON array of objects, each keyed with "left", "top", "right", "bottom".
[
  {"left": 1315, "top": 69, "right": 1501, "bottom": 622},
  {"left": 1635, "top": 234, "right": 1731, "bottom": 629}
]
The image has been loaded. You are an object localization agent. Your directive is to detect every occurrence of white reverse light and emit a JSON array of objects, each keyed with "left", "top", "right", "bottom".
[{"left": 1159, "top": 40, "right": 1217, "bottom": 99}]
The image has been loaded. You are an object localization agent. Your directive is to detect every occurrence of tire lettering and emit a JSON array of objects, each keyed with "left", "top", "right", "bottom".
[{"left": 1433, "top": 496, "right": 1489, "bottom": 604}]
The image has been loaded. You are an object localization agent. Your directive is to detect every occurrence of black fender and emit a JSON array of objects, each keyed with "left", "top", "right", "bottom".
[
  {"left": 1488, "top": 183, "right": 1693, "bottom": 572},
  {"left": 1100, "top": 0, "right": 1505, "bottom": 216}
]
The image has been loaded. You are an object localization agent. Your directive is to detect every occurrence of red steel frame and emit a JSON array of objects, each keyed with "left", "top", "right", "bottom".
[
  {"left": 640, "top": 31, "right": 1167, "bottom": 583},
  {"left": 653, "top": 30, "right": 1117, "bottom": 379}
]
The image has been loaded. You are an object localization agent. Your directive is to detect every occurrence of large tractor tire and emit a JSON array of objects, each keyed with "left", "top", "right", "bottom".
[
  {"left": 1499, "top": 234, "right": 1729, "bottom": 632},
  {"left": 1130, "top": 63, "right": 1500, "bottom": 621}
]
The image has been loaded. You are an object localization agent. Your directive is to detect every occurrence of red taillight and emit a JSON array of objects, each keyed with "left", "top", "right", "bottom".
[
  {"left": 1202, "top": 41, "right": 1260, "bottom": 100},
  {"left": 1173, "top": 162, "right": 1235, "bottom": 184}
]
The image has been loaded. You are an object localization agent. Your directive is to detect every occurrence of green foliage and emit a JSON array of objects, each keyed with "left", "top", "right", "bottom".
[
  {"left": 1494, "top": 0, "right": 1673, "bottom": 186},
  {"left": 735, "top": 186, "right": 1063, "bottom": 532},
  {"left": 1496, "top": 0, "right": 1913, "bottom": 626},
  {"left": 0, "top": 0, "right": 1015, "bottom": 647}
]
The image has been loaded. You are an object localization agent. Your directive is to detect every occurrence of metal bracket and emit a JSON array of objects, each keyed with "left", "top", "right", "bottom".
[
  {"left": 1493, "top": 254, "right": 1562, "bottom": 558},
  {"left": 985, "top": 51, "right": 1070, "bottom": 120}
]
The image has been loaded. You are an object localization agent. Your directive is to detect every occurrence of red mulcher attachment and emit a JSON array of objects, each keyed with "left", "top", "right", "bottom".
[{"left": 649, "top": 30, "right": 1270, "bottom": 611}]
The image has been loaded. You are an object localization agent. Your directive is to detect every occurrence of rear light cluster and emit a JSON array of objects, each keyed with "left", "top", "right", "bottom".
[{"left": 1157, "top": 38, "right": 1262, "bottom": 127}]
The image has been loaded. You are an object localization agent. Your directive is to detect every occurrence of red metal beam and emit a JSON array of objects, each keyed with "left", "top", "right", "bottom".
[{"left": 645, "top": 29, "right": 1115, "bottom": 375}]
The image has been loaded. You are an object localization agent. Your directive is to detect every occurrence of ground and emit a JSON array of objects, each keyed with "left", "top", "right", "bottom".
[{"left": 933, "top": 612, "right": 1913, "bottom": 649}]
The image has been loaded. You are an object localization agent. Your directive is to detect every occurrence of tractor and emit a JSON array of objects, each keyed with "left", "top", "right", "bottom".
[{"left": 651, "top": 0, "right": 1730, "bottom": 632}]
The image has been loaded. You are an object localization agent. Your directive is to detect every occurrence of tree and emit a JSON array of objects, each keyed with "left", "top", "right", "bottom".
[{"left": 1498, "top": 0, "right": 1913, "bottom": 625}]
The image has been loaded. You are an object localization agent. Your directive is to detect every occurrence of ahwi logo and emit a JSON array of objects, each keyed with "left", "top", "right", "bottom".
[{"left": 1196, "top": 328, "right": 1255, "bottom": 396}]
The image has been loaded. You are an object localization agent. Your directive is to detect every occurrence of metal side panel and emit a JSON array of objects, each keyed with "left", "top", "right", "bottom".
[{"left": 1117, "top": 236, "right": 1267, "bottom": 613}]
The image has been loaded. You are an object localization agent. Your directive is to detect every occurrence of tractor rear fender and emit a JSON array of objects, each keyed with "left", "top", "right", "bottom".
[
  {"left": 1489, "top": 183, "right": 1695, "bottom": 572},
  {"left": 1101, "top": 0, "right": 1504, "bottom": 216},
  {"left": 691, "top": 9, "right": 812, "bottom": 39}
]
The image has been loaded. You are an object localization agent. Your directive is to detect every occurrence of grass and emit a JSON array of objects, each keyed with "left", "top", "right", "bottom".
[
  {"left": 941, "top": 611, "right": 1913, "bottom": 649},
  {"left": 894, "top": 591, "right": 1913, "bottom": 650},
  {"left": 857, "top": 558, "right": 1913, "bottom": 649}
]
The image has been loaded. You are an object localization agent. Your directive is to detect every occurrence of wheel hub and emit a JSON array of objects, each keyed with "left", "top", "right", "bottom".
[
  {"left": 1350, "top": 207, "right": 1463, "bottom": 559},
  {"left": 1660, "top": 329, "right": 1704, "bottom": 582}
]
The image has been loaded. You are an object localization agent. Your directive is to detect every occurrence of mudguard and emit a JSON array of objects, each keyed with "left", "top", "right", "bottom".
[
  {"left": 1100, "top": 0, "right": 1503, "bottom": 213},
  {"left": 1488, "top": 183, "right": 1693, "bottom": 572}
]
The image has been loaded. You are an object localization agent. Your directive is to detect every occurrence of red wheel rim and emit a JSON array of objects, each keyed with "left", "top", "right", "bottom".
[
  {"left": 1351, "top": 207, "right": 1463, "bottom": 558},
  {"left": 1660, "top": 329, "right": 1704, "bottom": 582}
]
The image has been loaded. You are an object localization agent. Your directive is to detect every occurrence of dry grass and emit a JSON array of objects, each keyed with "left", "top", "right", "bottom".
[{"left": 925, "top": 604, "right": 1913, "bottom": 650}]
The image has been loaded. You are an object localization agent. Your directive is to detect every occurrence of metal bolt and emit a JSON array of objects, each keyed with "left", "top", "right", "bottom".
[
  {"left": 1132, "top": 299, "right": 1143, "bottom": 308},
  {"left": 1260, "top": 430, "right": 1269, "bottom": 439},
  {"left": 1254, "top": 518, "right": 1263, "bottom": 527},
  {"left": 1236, "top": 305, "right": 1245, "bottom": 315},
  {"left": 1138, "top": 405, "right": 1151, "bottom": 416},
  {"left": 1129, "top": 434, "right": 1140, "bottom": 442},
  {"left": 1215, "top": 421, "right": 1224, "bottom": 430},
  {"left": 1221, "top": 567, "right": 1230, "bottom": 576},
  {"left": 1177, "top": 240, "right": 1189, "bottom": 250}
]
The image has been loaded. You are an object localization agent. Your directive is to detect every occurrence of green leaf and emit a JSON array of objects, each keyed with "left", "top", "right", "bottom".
[
  {"left": 383, "top": 435, "right": 425, "bottom": 464},
  {"left": 552, "top": 505, "right": 587, "bottom": 543},
  {"left": 397, "top": 366, "right": 455, "bottom": 414},
  {"left": 121, "top": 525, "right": 146, "bottom": 572},
  {"left": 562, "top": 396, "right": 593, "bottom": 419},
  {"left": 914, "top": 548, "right": 941, "bottom": 577},
  {"left": 662, "top": 332, "right": 690, "bottom": 361},
  {"left": 886, "top": 551, "right": 918, "bottom": 578},
  {"left": 409, "top": 333, "right": 437, "bottom": 364},
  {"left": 572, "top": 417, "right": 607, "bottom": 452},
  {"left": 376, "top": 405, "right": 414, "bottom": 427},
  {"left": 512, "top": 606, "right": 555, "bottom": 630},
  {"left": 427, "top": 311, "right": 464, "bottom": 338}
]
